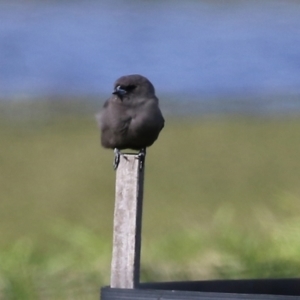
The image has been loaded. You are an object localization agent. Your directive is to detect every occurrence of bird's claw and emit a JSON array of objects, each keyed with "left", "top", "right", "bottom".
[
  {"left": 113, "top": 148, "right": 121, "bottom": 170},
  {"left": 114, "top": 148, "right": 146, "bottom": 171},
  {"left": 137, "top": 148, "right": 146, "bottom": 170}
]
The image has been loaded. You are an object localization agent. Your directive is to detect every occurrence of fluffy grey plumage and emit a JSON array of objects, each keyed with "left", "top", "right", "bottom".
[{"left": 99, "top": 74, "right": 165, "bottom": 152}]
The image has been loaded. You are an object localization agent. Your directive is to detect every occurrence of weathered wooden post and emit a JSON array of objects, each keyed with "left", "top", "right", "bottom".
[
  {"left": 110, "top": 153, "right": 144, "bottom": 289},
  {"left": 102, "top": 153, "right": 300, "bottom": 300}
]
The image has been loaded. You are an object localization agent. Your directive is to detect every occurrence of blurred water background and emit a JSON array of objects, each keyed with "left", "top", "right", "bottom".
[{"left": 1, "top": 0, "right": 300, "bottom": 114}]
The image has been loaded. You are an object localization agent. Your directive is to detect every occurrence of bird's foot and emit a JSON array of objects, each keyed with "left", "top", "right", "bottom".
[
  {"left": 113, "top": 148, "right": 121, "bottom": 170},
  {"left": 137, "top": 148, "right": 146, "bottom": 170}
]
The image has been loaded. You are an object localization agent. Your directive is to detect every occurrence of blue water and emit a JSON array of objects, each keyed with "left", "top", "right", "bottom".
[{"left": 1, "top": 0, "right": 300, "bottom": 109}]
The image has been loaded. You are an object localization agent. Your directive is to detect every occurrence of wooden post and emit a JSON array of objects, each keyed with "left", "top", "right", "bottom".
[{"left": 110, "top": 154, "right": 145, "bottom": 289}]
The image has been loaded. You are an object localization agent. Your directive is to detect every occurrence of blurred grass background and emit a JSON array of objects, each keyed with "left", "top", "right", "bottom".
[{"left": 1, "top": 100, "right": 300, "bottom": 299}]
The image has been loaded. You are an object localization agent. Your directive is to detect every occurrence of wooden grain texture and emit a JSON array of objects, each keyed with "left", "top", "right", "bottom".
[{"left": 110, "top": 154, "right": 145, "bottom": 288}]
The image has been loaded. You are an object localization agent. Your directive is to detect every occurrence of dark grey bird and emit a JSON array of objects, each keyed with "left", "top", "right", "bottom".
[{"left": 98, "top": 74, "right": 165, "bottom": 170}]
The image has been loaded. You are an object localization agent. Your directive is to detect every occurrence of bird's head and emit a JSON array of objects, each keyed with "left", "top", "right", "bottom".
[{"left": 112, "top": 74, "right": 155, "bottom": 103}]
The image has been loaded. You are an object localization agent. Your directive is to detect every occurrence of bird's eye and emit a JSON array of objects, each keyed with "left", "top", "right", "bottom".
[
  {"left": 123, "top": 85, "right": 136, "bottom": 92},
  {"left": 113, "top": 85, "right": 127, "bottom": 95},
  {"left": 113, "top": 84, "right": 136, "bottom": 96}
]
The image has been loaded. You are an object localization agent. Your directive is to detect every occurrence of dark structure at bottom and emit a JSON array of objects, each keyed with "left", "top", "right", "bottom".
[{"left": 101, "top": 278, "right": 300, "bottom": 300}]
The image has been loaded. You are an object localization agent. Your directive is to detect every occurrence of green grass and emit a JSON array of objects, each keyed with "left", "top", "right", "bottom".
[{"left": 1, "top": 102, "right": 300, "bottom": 299}]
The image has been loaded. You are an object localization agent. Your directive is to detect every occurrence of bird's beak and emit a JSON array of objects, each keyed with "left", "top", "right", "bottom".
[{"left": 112, "top": 85, "right": 126, "bottom": 96}]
